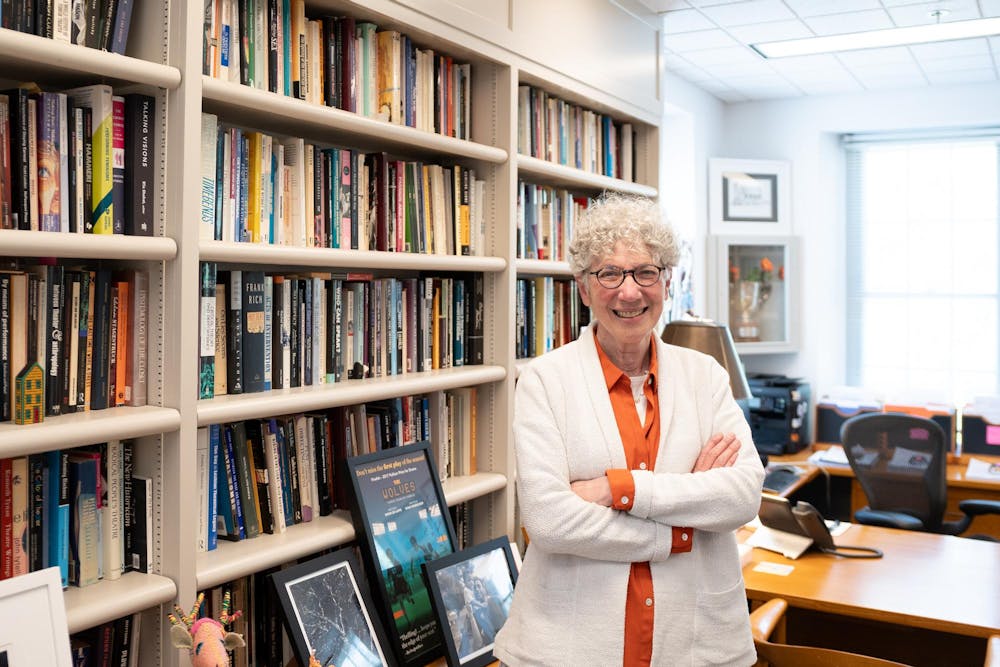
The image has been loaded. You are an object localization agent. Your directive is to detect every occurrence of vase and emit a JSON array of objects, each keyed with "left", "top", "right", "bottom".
[{"left": 735, "top": 280, "right": 762, "bottom": 341}]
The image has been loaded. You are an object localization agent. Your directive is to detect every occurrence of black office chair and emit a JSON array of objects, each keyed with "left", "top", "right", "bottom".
[{"left": 840, "top": 413, "right": 1000, "bottom": 539}]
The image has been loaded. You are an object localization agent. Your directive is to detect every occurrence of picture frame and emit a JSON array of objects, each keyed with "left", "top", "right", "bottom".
[
  {"left": 422, "top": 537, "right": 519, "bottom": 667},
  {"left": 709, "top": 158, "right": 791, "bottom": 236},
  {"left": 0, "top": 567, "right": 73, "bottom": 667},
  {"left": 270, "top": 547, "right": 395, "bottom": 667},
  {"left": 346, "top": 441, "right": 458, "bottom": 667}
]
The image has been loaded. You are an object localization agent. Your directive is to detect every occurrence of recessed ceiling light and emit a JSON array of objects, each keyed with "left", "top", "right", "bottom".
[{"left": 751, "top": 17, "right": 1000, "bottom": 59}]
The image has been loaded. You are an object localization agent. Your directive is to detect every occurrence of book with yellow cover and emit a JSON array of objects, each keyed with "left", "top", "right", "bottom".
[{"left": 65, "top": 84, "right": 114, "bottom": 234}]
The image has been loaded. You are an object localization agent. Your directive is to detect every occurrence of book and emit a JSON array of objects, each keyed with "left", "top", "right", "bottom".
[
  {"left": 26, "top": 453, "right": 45, "bottom": 572},
  {"left": 245, "top": 419, "right": 274, "bottom": 534},
  {"left": 199, "top": 262, "right": 217, "bottom": 399},
  {"left": 228, "top": 420, "right": 261, "bottom": 538},
  {"left": 130, "top": 474, "right": 151, "bottom": 572},
  {"left": 123, "top": 93, "right": 155, "bottom": 235},
  {"left": 0, "top": 273, "right": 10, "bottom": 421},
  {"left": 9, "top": 456, "right": 28, "bottom": 577},
  {"left": 241, "top": 270, "right": 265, "bottom": 393},
  {"left": 222, "top": 270, "right": 243, "bottom": 394},
  {"left": 221, "top": 423, "right": 246, "bottom": 540},
  {"left": 108, "top": 0, "right": 134, "bottom": 54},
  {"left": 44, "top": 264, "right": 65, "bottom": 416},
  {"left": 100, "top": 440, "right": 124, "bottom": 580},
  {"left": 261, "top": 418, "right": 286, "bottom": 533},
  {"left": 126, "top": 269, "right": 147, "bottom": 407},
  {"left": 34, "top": 91, "right": 64, "bottom": 232},
  {"left": 213, "top": 278, "right": 228, "bottom": 396},
  {"left": 1, "top": 89, "right": 32, "bottom": 230},
  {"left": 67, "top": 453, "right": 100, "bottom": 586},
  {"left": 111, "top": 95, "right": 126, "bottom": 234},
  {"left": 196, "top": 426, "right": 211, "bottom": 552},
  {"left": 0, "top": 94, "right": 11, "bottom": 230},
  {"left": 121, "top": 440, "right": 134, "bottom": 572},
  {"left": 65, "top": 85, "right": 114, "bottom": 234}
]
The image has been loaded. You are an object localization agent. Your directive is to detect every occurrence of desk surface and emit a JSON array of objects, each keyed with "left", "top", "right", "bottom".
[{"left": 741, "top": 523, "right": 1000, "bottom": 639}]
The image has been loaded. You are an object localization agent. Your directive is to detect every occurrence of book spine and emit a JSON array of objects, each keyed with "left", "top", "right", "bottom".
[
  {"left": 127, "top": 270, "right": 147, "bottom": 406},
  {"left": 221, "top": 425, "right": 246, "bottom": 540},
  {"left": 102, "top": 440, "right": 124, "bottom": 580},
  {"left": 241, "top": 270, "right": 265, "bottom": 393},
  {"left": 123, "top": 94, "right": 154, "bottom": 235},
  {"left": 46, "top": 450, "right": 70, "bottom": 587},
  {"left": 46, "top": 264, "right": 65, "bottom": 416},
  {"left": 247, "top": 420, "right": 274, "bottom": 534},
  {"left": 110, "top": 96, "right": 125, "bottom": 234},
  {"left": 199, "top": 262, "right": 217, "bottom": 399},
  {"left": 206, "top": 425, "right": 219, "bottom": 550},
  {"left": 108, "top": 0, "right": 133, "bottom": 54},
  {"left": 229, "top": 421, "right": 260, "bottom": 538},
  {"left": 79, "top": 271, "right": 93, "bottom": 410},
  {"left": 130, "top": 475, "right": 151, "bottom": 572},
  {"left": 263, "top": 418, "right": 286, "bottom": 532},
  {"left": 65, "top": 85, "right": 113, "bottom": 234},
  {"left": 0, "top": 274, "right": 9, "bottom": 422},
  {"left": 36, "top": 92, "right": 62, "bottom": 232},
  {"left": 121, "top": 441, "right": 134, "bottom": 572},
  {"left": 213, "top": 280, "right": 228, "bottom": 396},
  {"left": 27, "top": 454, "right": 45, "bottom": 572},
  {"left": 64, "top": 271, "right": 80, "bottom": 412},
  {"left": 68, "top": 456, "right": 99, "bottom": 586},
  {"left": 113, "top": 278, "right": 128, "bottom": 407},
  {"left": 225, "top": 270, "right": 243, "bottom": 394}
]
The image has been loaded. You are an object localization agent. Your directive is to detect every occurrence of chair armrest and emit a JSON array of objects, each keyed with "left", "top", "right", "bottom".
[
  {"left": 855, "top": 508, "right": 925, "bottom": 530},
  {"left": 748, "top": 598, "right": 787, "bottom": 642},
  {"left": 958, "top": 499, "right": 1000, "bottom": 517}
]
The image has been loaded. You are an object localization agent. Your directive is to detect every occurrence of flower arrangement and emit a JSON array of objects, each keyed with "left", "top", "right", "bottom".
[{"left": 729, "top": 257, "right": 783, "bottom": 287}]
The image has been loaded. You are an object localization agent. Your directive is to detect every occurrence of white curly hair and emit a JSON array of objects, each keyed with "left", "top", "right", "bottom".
[{"left": 568, "top": 193, "right": 679, "bottom": 277}]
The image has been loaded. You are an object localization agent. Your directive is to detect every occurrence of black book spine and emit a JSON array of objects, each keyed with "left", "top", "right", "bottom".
[
  {"left": 123, "top": 94, "right": 154, "bottom": 236},
  {"left": 60, "top": 270, "right": 78, "bottom": 413},
  {"left": 289, "top": 277, "right": 299, "bottom": 387},
  {"left": 224, "top": 270, "right": 243, "bottom": 394},
  {"left": 33, "top": 0, "right": 49, "bottom": 37},
  {"left": 76, "top": 270, "right": 91, "bottom": 408},
  {"left": 240, "top": 270, "right": 265, "bottom": 393},
  {"left": 81, "top": 107, "right": 94, "bottom": 233},
  {"left": 84, "top": 0, "right": 101, "bottom": 48},
  {"left": 267, "top": 0, "right": 279, "bottom": 94},
  {"left": 271, "top": 276, "right": 284, "bottom": 390},
  {"left": 45, "top": 264, "right": 64, "bottom": 416},
  {"left": 0, "top": 273, "right": 9, "bottom": 421},
  {"left": 1, "top": 90, "right": 31, "bottom": 230},
  {"left": 331, "top": 278, "right": 342, "bottom": 382},
  {"left": 27, "top": 453, "right": 45, "bottom": 571},
  {"left": 247, "top": 419, "right": 274, "bottom": 534},
  {"left": 199, "top": 262, "right": 216, "bottom": 399},
  {"left": 283, "top": 418, "right": 301, "bottom": 524},
  {"left": 90, "top": 269, "right": 111, "bottom": 409},
  {"left": 312, "top": 412, "right": 332, "bottom": 515},
  {"left": 98, "top": 0, "right": 117, "bottom": 50},
  {"left": 321, "top": 17, "right": 336, "bottom": 108}
]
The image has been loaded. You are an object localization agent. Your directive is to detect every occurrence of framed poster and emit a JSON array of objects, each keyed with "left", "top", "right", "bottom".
[
  {"left": 346, "top": 441, "right": 457, "bottom": 667},
  {"left": 0, "top": 567, "right": 73, "bottom": 667},
  {"left": 709, "top": 158, "right": 791, "bottom": 236},
  {"left": 423, "top": 537, "right": 518, "bottom": 667},
  {"left": 270, "top": 547, "right": 395, "bottom": 667}
]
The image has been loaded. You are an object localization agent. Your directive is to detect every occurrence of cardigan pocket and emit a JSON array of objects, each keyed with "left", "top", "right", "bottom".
[{"left": 691, "top": 579, "right": 754, "bottom": 665}]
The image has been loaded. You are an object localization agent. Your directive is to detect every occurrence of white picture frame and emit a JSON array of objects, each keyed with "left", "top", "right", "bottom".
[
  {"left": 0, "top": 567, "right": 73, "bottom": 667},
  {"left": 709, "top": 158, "right": 791, "bottom": 236}
]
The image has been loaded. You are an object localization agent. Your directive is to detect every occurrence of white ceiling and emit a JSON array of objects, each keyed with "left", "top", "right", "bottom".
[{"left": 641, "top": 0, "right": 1000, "bottom": 102}]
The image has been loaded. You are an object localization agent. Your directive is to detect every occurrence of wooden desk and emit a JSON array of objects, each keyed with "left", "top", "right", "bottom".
[
  {"left": 742, "top": 523, "right": 1000, "bottom": 665},
  {"left": 771, "top": 446, "right": 1000, "bottom": 537}
]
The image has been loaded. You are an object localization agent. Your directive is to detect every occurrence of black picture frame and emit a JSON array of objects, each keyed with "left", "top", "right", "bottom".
[
  {"left": 269, "top": 547, "right": 395, "bottom": 667},
  {"left": 422, "top": 537, "right": 519, "bottom": 667},
  {"left": 722, "top": 171, "right": 778, "bottom": 222},
  {"left": 346, "top": 441, "right": 458, "bottom": 667}
]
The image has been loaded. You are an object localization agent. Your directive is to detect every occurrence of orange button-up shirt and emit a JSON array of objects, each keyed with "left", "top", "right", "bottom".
[{"left": 595, "top": 335, "right": 692, "bottom": 667}]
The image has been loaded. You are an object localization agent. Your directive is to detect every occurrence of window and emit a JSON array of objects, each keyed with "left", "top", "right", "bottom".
[{"left": 844, "top": 131, "right": 1000, "bottom": 402}]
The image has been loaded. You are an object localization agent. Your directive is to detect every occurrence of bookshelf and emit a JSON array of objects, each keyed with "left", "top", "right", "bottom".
[{"left": 1, "top": 0, "right": 660, "bottom": 664}]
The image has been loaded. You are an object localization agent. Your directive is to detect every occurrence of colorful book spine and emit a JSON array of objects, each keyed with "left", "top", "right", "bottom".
[
  {"left": 65, "top": 85, "right": 114, "bottom": 234},
  {"left": 199, "top": 262, "right": 217, "bottom": 399}
]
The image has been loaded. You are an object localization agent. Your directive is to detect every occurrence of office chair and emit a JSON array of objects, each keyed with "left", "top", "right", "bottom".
[
  {"left": 750, "top": 598, "right": 909, "bottom": 666},
  {"left": 840, "top": 413, "right": 1000, "bottom": 539}
]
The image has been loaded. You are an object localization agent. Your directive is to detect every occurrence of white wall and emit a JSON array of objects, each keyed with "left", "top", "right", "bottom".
[{"left": 709, "top": 82, "right": 1000, "bottom": 397}]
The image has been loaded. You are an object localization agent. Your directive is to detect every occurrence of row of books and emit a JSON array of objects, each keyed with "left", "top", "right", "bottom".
[
  {"left": 197, "top": 388, "right": 476, "bottom": 550},
  {"left": 517, "top": 182, "right": 592, "bottom": 262},
  {"left": 202, "top": 4, "right": 472, "bottom": 140},
  {"left": 70, "top": 611, "right": 141, "bottom": 667},
  {"left": 197, "top": 266, "right": 484, "bottom": 398},
  {"left": 0, "top": 264, "right": 148, "bottom": 422},
  {"left": 515, "top": 277, "right": 590, "bottom": 360},
  {"left": 0, "top": 0, "right": 134, "bottom": 54},
  {"left": 0, "top": 441, "right": 150, "bottom": 588},
  {"left": 0, "top": 86, "right": 156, "bottom": 234},
  {"left": 517, "top": 84, "right": 637, "bottom": 182},
  {"left": 199, "top": 114, "right": 487, "bottom": 255}
]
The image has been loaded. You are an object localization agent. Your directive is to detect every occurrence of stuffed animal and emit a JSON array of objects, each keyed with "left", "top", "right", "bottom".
[{"left": 169, "top": 591, "right": 245, "bottom": 667}]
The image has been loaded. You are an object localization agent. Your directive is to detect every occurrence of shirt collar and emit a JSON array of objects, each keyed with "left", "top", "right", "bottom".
[{"left": 594, "top": 332, "right": 659, "bottom": 391}]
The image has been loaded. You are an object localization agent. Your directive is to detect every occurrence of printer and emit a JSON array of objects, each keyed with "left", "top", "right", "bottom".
[{"left": 747, "top": 374, "right": 810, "bottom": 456}]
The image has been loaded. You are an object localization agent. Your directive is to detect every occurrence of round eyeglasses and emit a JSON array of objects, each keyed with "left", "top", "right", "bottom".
[{"left": 589, "top": 264, "right": 668, "bottom": 289}]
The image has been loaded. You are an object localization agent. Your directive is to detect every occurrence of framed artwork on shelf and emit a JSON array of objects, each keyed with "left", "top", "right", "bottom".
[
  {"left": 270, "top": 547, "right": 395, "bottom": 667},
  {"left": 708, "top": 235, "right": 798, "bottom": 354},
  {"left": 709, "top": 158, "right": 791, "bottom": 236},
  {"left": 0, "top": 567, "right": 73, "bottom": 667},
  {"left": 423, "top": 537, "right": 519, "bottom": 667},
  {"left": 346, "top": 441, "right": 458, "bottom": 667}
]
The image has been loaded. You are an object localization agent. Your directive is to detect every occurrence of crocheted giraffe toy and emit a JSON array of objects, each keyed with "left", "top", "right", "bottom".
[{"left": 169, "top": 591, "right": 245, "bottom": 667}]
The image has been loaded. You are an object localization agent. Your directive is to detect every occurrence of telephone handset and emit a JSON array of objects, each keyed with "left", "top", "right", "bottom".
[{"left": 759, "top": 496, "right": 883, "bottom": 558}]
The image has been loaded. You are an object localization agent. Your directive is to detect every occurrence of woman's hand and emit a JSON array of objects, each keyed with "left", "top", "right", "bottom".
[
  {"left": 571, "top": 476, "right": 613, "bottom": 506},
  {"left": 692, "top": 432, "right": 741, "bottom": 472}
]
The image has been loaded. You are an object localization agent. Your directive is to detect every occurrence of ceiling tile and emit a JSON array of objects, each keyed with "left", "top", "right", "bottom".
[
  {"left": 854, "top": 72, "right": 929, "bottom": 89},
  {"left": 664, "top": 28, "right": 739, "bottom": 52},
  {"left": 765, "top": 53, "right": 849, "bottom": 73},
  {"left": 924, "top": 68, "right": 999, "bottom": 84},
  {"left": 699, "top": 0, "right": 796, "bottom": 27},
  {"left": 698, "top": 59, "right": 780, "bottom": 77},
  {"left": 849, "top": 60, "right": 926, "bottom": 78},
  {"left": 886, "top": 2, "right": 982, "bottom": 27},
  {"left": 780, "top": 67, "right": 859, "bottom": 85},
  {"left": 728, "top": 19, "right": 814, "bottom": 43},
  {"left": 668, "top": 63, "right": 719, "bottom": 82},
  {"left": 917, "top": 54, "right": 995, "bottom": 72},
  {"left": 836, "top": 46, "right": 916, "bottom": 67},
  {"left": 804, "top": 9, "right": 894, "bottom": 36},
  {"left": 796, "top": 79, "right": 867, "bottom": 95},
  {"left": 663, "top": 9, "right": 716, "bottom": 33},
  {"left": 909, "top": 38, "right": 991, "bottom": 60},
  {"left": 982, "top": 0, "right": 1000, "bottom": 17},
  {"left": 678, "top": 45, "right": 760, "bottom": 66},
  {"left": 781, "top": 0, "right": 882, "bottom": 18}
]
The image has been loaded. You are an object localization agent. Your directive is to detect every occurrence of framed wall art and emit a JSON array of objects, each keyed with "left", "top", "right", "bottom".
[
  {"left": 0, "top": 567, "right": 73, "bottom": 667},
  {"left": 346, "top": 441, "right": 457, "bottom": 667},
  {"left": 709, "top": 158, "right": 791, "bottom": 236},
  {"left": 423, "top": 537, "right": 519, "bottom": 667},
  {"left": 270, "top": 547, "right": 395, "bottom": 667}
]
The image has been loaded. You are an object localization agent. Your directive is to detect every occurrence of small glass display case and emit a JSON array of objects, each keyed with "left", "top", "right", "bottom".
[{"left": 709, "top": 236, "right": 798, "bottom": 354}]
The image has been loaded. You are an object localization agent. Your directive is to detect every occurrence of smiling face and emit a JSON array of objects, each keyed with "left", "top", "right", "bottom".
[{"left": 577, "top": 242, "right": 668, "bottom": 361}]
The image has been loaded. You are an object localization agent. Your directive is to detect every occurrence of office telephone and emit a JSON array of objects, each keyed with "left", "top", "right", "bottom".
[{"left": 759, "top": 496, "right": 883, "bottom": 558}]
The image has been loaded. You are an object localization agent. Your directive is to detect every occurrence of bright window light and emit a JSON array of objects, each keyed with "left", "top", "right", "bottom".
[{"left": 752, "top": 17, "right": 1000, "bottom": 58}]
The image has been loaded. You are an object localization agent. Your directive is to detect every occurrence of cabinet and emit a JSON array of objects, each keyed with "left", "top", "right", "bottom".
[
  {"left": 0, "top": 0, "right": 660, "bottom": 664},
  {"left": 709, "top": 235, "right": 799, "bottom": 354}
]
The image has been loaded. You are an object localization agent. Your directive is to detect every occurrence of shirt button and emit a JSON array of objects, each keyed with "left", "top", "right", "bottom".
[
  {"left": 681, "top": 532, "right": 689, "bottom": 541},
  {"left": 645, "top": 598, "right": 653, "bottom": 607},
  {"left": 621, "top": 496, "right": 629, "bottom": 505},
  {"left": 639, "top": 462, "right": 647, "bottom": 470}
]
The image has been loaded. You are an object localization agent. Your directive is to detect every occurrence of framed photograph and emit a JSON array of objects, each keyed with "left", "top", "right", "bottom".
[
  {"left": 423, "top": 537, "right": 519, "bottom": 667},
  {"left": 709, "top": 158, "right": 791, "bottom": 235},
  {"left": 270, "top": 547, "right": 394, "bottom": 667},
  {"left": 0, "top": 567, "right": 73, "bottom": 667},
  {"left": 346, "top": 441, "right": 457, "bottom": 667}
]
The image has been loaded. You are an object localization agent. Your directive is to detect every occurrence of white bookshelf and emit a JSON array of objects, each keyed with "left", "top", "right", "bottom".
[{"left": 0, "top": 0, "right": 661, "bottom": 663}]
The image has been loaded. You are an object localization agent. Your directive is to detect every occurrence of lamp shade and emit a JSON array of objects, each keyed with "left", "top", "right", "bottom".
[{"left": 661, "top": 319, "right": 752, "bottom": 400}]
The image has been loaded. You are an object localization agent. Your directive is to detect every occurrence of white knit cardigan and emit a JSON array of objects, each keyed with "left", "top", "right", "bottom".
[{"left": 492, "top": 324, "right": 764, "bottom": 666}]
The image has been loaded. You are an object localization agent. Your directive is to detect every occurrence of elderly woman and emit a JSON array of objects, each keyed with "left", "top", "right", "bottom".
[{"left": 493, "top": 194, "right": 764, "bottom": 666}]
